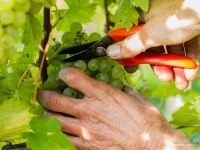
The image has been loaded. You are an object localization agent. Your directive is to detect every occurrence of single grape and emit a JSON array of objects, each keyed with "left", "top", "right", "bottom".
[
  {"left": 5, "top": 25, "right": 19, "bottom": 38},
  {"left": 0, "top": 56, "right": 6, "bottom": 64},
  {"left": 30, "top": 2, "right": 43, "bottom": 14},
  {"left": 63, "top": 87, "right": 77, "bottom": 98},
  {"left": 0, "top": 10, "right": 15, "bottom": 25},
  {"left": 111, "top": 65, "right": 124, "bottom": 78},
  {"left": 90, "top": 71, "right": 97, "bottom": 78},
  {"left": 43, "top": 80, "right": 51, "bottom": 89},
  {"left": 50, "top": 59, "right": 63, "bottom": 66},
  {"left": 47, "top": 75, "right": 60, "bottom": 89},
  {"left": 61, "top": 32, "right": 75, "bottom": 46},
  {"left": 1, "top": 34, "right": 14, "bottom": 49},
  {"left": 85, "top": 68, "right": 92, "bottom": 76},
  {"left": 0, "top": 0, "right": 15, "bottom": 11},
  {"left": 5, "top": 46, "right": 16, "bottom": 57},
  {"left": 0, "top": 26, "right": 4, "bottom": 37},
  {"left": 109, "top": 78, "right": 124, "bottom": 90},
  {"left": 96, "top": 73, "right": 110, "bottom": 83},
  {"left": 107, "top": 58, "right": 118, "bottom": 67},
  {"left": 14, "top": 11, "right": 26, "bottom": 25},
  {"left": 141, "top": 87, "right": 152, "bottom": 98},
  {"left": 55, "top": 75, "right": 65, "bottom": 85},
  {"left": 89, "top": 32, "right": 101, "bottom": 42},
  {"left": 99, "top": 59, "right": 112, "bottom": 73},
  {"left": 74, "top": 60, "right": 87, "bottom": 71},
  {"left": 47, "top": 68, "right": 59, "bottom": 76},
  {"left": 0, "top": 46, "right": 5, "bottom": 60},
  {"left": 70, "top": 22, "right": 83, "bottom": 34},
  {"left": 64, "top": 62, "right": 74, "bottom": 67},
  {"left": 88, "top": 58, "right": 99, "bottom": 71},
  {"left": 14, "top": 1, "right": 31, "bottom": 12}
]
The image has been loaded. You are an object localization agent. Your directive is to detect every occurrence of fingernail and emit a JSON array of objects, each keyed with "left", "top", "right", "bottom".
[
  {"left": 107, "top": 44, "right": 120, "bottom": 58},
  {"left": 124, "top": 85, "right": 134, "bottom": 91}
]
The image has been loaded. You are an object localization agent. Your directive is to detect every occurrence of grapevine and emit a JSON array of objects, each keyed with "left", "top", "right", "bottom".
[{"left": 0, "top": 0, "right": 200, "bottom": 150}]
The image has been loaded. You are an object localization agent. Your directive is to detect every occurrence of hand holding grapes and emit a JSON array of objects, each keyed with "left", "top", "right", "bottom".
[
  {"left": 37, "top": 67, "right": 193, "bottom": 150},
  {"left": 107, "top": 0, "right": 200, "bottom": 90}
]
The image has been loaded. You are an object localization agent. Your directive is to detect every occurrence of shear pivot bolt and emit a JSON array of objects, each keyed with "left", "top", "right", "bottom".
[{"left": 96, "top": 46, "right": 106, "bottom": 57}]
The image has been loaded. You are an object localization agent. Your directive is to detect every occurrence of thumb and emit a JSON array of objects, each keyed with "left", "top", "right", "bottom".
[{"left": 107, "top": 31, "right": 147, "bottom": 60}]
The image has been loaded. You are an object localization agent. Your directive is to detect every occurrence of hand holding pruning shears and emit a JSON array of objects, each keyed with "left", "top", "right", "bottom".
[{"left": 106, "top": 1, "right": 200, "bottom": 90}]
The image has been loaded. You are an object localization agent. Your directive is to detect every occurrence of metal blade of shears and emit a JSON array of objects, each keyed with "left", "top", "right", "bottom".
[
  {"left": 61, "top": 35, "right": 116, "bottom": 62},
  {"left": 58, "top": 41, "right": 97, "bottom": 54}
]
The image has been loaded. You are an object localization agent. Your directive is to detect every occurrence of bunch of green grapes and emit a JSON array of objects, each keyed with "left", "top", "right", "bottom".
[
  {"left": 0, "top": 0, "right": 56, "bottom": 64},
  {"left": 61, "top": 22, "right": 101, "bottom": 47}
]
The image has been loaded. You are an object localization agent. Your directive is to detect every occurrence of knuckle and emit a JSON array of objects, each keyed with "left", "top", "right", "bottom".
[{"left": 46, "top": 92, "right": 61, "bottom": 110}]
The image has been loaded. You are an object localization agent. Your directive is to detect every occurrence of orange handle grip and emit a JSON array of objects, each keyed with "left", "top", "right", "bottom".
[
  {"left": 108, "top": 24, "right": 144, "bottom": 42},
  {"left": 119, "top": 52, "right": 197, "bottom": 69},
  {"left": 107, "top": 24, "right": 197, "bottom": 69}
]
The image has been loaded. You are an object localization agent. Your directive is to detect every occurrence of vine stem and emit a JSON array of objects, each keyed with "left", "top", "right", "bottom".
[
  {"left": 32, "top": 43, "right": 50, "bottom": 106},
  {"left": 38, "top": 7, "right": 51, "bottom": 83},
  {"left": 104, "top": 0, "right": 110, "bottom": 32},
  {"left": 32, "top": 8, "right": 52, "bottom": 106}
]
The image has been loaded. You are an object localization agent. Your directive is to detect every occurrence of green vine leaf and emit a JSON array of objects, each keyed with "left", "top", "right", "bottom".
[
  {"left": 114, "top": 0, "right": 140, "bottom": 31},
  {"left": 0, "top": 99, "right": 31, "bottom": 143},
  {"left": 0, "top": 71, "right": 35, "bottom": 104},
  {"left": 56, "top": 0, "right": 97, "bottom": 31},
  {"left": 170, "top": 96, "right": 200, "bottom": 126},
  {"left": 17, "top": 79, "right": 35, "bottom": 103},
  {"left": 133, "top": 0, "right": 149, "bottom": 12},
  {"left": 22, "top": 117, "right": 75, "bottom": 150},
  {"left": 21, "top": 14, "right": 43, "bottom": 63},
  {"left": 114, "top": 0, "right": 149, "bottom": 30}
]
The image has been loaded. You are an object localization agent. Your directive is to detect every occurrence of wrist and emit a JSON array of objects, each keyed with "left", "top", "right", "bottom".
[
  {"left": 158, "top": 128, "right": 195, "bottom": 150},
  {"left": 136, "top": 122, "right": 195, "bottom": 150}
]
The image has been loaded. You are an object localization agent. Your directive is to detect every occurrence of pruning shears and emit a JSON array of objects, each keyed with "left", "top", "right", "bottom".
[{"left": 58, "top": 23, "right": 197, "bottom": 69}]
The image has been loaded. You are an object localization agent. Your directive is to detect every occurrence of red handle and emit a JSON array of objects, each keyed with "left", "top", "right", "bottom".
[
  {"left": 108, "top": 24, "right": 197, "bottom": 69},
  {"left": 108, "top": 24, "right": 144, "bottom": 42},
  {"left": 119, "top": 52, "right": 197, "bottom": 69}
]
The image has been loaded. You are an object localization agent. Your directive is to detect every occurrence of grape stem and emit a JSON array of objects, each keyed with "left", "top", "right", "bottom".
[{"left": 5, "top": 62, "right": 36, "bottom": 67}]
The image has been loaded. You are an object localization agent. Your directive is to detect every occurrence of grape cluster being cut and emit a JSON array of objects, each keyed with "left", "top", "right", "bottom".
[
  {"left": 44, "top": 22, "right": 152, "bottom": 99},
  {"left": 0, "top": 0, "right": 55, "bottom": 64}
]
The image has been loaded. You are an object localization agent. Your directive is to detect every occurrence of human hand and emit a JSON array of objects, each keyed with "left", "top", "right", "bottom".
[
  {"left": 37, "top": 67, "right": 193, "bottom": 150},
  {"left": 107, "top": 0, "right": 200, "bottom": 90}
]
